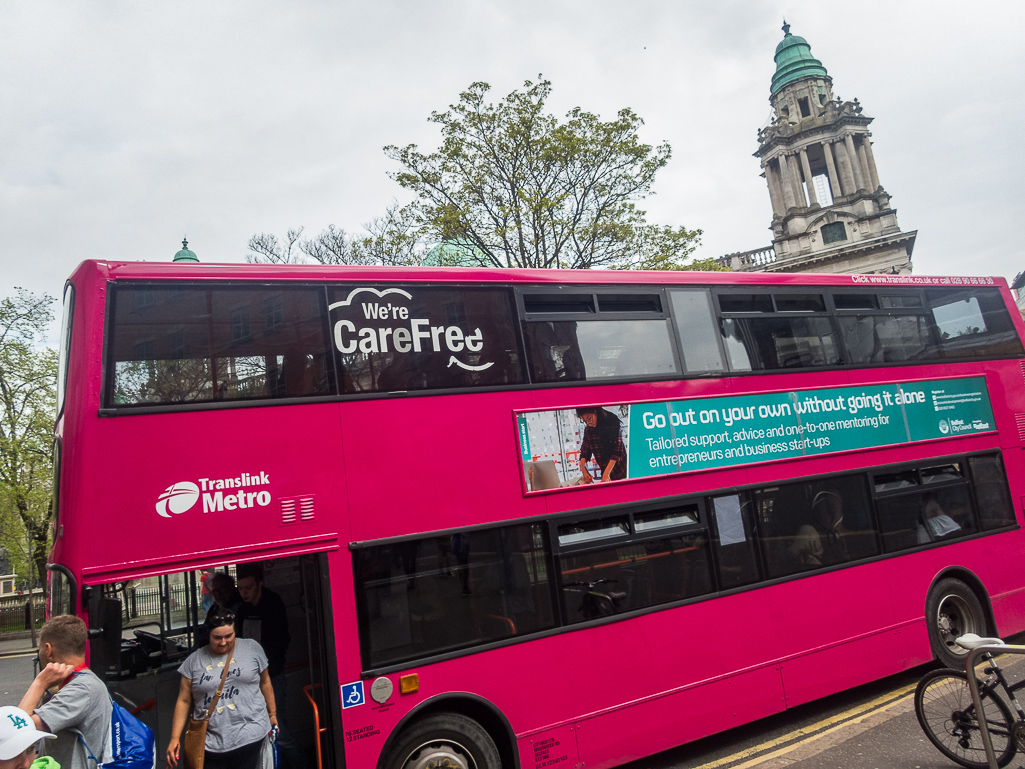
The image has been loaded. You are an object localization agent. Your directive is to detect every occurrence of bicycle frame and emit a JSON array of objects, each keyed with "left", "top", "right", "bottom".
[{"left": 967, "top": 642, "right": 1025, "bottom": 769}]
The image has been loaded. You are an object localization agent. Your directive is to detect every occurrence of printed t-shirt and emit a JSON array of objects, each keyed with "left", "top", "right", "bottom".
[
  {"left": 177, "top": 638, "right": 270, "bottom": 753},
  {"left": 35, "top": 668, "right": 111, "bottom": 769}
]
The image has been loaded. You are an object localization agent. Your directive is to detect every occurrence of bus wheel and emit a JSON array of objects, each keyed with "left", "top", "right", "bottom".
[
  {"left": 927, "top": 578, "right": 986, "bottom": 669},
  {"left": 383, "top": 713, "right": 501, "bottom": 769}
]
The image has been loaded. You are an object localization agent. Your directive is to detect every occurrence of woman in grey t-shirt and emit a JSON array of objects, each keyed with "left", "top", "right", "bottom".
[{"left": 166, "top": 610, "right": 278, "bottom": 769}]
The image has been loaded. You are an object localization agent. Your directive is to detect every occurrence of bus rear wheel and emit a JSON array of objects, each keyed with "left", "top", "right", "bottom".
[
  {"left": 927, "top": 578, "right": 987, "bottom": 670},
  {"left": 383, "top": 713, "right": 501, "bottom": 769}
]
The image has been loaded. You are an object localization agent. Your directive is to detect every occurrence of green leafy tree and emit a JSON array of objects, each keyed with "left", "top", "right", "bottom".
[
  {"left": 0, "top": 289, "right": 57, "bottom": 586},
  {"left": 385, "top": 77, "right": 712, "bottom": 270}
]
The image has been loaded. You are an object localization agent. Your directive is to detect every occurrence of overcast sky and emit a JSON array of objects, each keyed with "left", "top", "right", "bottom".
[{"left": 3, "top": 1, "right": 1024, "bottom": 314}]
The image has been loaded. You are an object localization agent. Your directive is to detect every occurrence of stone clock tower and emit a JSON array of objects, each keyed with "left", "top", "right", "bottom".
[{"left": 722, "top": 23, "right": 916, "bottom": 273}]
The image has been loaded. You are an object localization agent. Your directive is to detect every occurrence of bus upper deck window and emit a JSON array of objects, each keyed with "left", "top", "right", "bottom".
[
  {"left": 880, "top": 295, "right": 923, "bottom": 309},
  {"left": 774, "top": 294, "right": 825, "bottom": 313},
  {"left": 834, "top": 293, "right": 879, "bottom": 311},
  {"left": 57, "top": 283, "right": 75, "bottom": 416},
  {"left": 331, "top": 285, "right": 525, "bottom": 394},
  {"left": 717, "top": 294, "right": 773, "bottom": 314},
  {"left": 107, "top": 284, "right": 334, "bottom": 407},
  {"left": 521, "top": 288, "right": 679, "bottom": 384},
  {"left": 668, "top": 289, "right": 725, "bottom": 374}
]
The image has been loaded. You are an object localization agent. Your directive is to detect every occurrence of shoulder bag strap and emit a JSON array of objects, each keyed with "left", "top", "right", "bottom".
[{"left": 201, "top": 651, "right": 234, "bottom": 720}]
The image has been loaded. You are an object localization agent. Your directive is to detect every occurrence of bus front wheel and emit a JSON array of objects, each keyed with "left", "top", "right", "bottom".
[
  {"left": 382, "top": 712, "right": 501, "bottom": 769},
  {"left": 927, "top": 578, "right": 987, "bottom": 669}
]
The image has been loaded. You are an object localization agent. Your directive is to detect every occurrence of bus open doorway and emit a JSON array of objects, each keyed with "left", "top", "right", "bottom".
[{"left": 85, "top": 552, "right": 342, "bottom": 769}]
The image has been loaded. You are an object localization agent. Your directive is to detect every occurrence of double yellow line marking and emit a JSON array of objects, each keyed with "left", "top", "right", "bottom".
[{"left": 690, "top": 682, "right": 917, "bottom": 769}]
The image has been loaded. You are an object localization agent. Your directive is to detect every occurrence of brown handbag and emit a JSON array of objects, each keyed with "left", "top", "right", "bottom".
[{"left": 182, "top": 653, "right": 233, "bottom": 769}]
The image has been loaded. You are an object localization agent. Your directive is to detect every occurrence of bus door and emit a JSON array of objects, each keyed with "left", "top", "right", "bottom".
[
  {"left": 86, "top": 554, "right": 343, "bottom": 768},
  {"left": 295, "top": 552, "right": 344, "bottom": 769}
]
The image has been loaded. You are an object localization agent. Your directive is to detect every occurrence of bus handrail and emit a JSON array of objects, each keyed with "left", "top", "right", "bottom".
[
  {"left": 965, "top": 641, "right": 1025, "bottom": 769},
  {"left": 303, "top": 683, "right": 326, "bottom": 769}
]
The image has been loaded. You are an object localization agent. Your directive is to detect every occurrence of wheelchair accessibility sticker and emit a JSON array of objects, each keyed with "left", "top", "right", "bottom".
[{"left": 342, "top": 681, "right": 365, "bottom": 709}]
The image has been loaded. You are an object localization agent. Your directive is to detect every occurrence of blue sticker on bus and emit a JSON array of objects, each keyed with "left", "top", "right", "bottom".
[{"left": 341, "top": 681, "right": 365, "bottom": 709}]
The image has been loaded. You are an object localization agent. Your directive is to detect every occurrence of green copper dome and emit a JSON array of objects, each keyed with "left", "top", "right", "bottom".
[
  {"left": 770, "top": 22, "right": 828, "bottom": 95},
  {"left": 423, "top": 238, "right": 483, "bottom": 267},
  {"left": 173, "top": 237, "right": 199, "bottom": 263}
]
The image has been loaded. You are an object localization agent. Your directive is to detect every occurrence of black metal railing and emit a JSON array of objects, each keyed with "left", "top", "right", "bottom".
[{"left": 0, "top": 594, "right": 45, "bottom": 633}]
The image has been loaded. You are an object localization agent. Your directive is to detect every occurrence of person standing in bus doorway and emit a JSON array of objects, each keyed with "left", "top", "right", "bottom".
[
  {"left": 235, "top": 563, "right": 303, "bottom": 769},
  {"left": 166, "top": 610, "right": 276, "bottom": 769},
  {"left": 576, "top": 407, "right": 627, "bottom": 484},
  {"left": 0, "top": 706, "right": 56, "bottom": 769},
  {"left": 17, "top": 616, "right": 112, "bottom": 769}
]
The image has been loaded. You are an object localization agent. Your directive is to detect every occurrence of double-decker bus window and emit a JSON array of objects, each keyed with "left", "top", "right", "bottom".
[
  {"left": 876, "top": 497, "right": 920, "bottom": 552},
  {"left": 834, "top": 293, "right": 879, "bottom": 310},
  {"left": 57, "top": 283, "right": 74, "bottom": 416},
  {"left": 107, "top": 285, "right": 333, "bottom": 406},
  {"left": 47, "top": 566, "right": 74, "bottom": 617},
  {"left": 522, "top": 293, "right": 595, "bottom": 314},
  {"left": 878, "top": 485, "right": 976, "bottom": 551},
  {"left": 926, "top": 288, "right": 1025, "bottom": 359},
  {"left": 634, "top": 507, "right": 698, "bottom": 532},
  {"left": 718, "top": 292, "right": 840, "bottom": 372},
  {"left": 709, "top": 495, "right": 761, "bottom": 589},
  {"left": 968, "top": 454, "right": 1016, "bottom": 531},
  {"left": 880, "top": 294, "right": 924, "bottom": 309},
  {"left": 721, "top": 315, "right": 840, "bottom": 371},
  {"left": 838, "top": 314, "right": 936, "bottom": 364},
  {"left": 874, "top": 470, "right": 918, "bottom": 492},
  {"left": 757, "top": 475, "right": 877, "bottom": 578},
  {"left": 775, "top": 294, "right": 826, "bottom": 313},
  {"left": 930, "top": 294, "right": 987, "bottom": 337},
  {"left": 354, "top": 523, "right": 554, "bottom": 669},
  {"left": 557, "top": 517, "right": 629, "bottom": 547},
  {"left": 521, "top": 287, "right": 679, "bottom": 383},
  {"left": 717, "top": 294, "right": 774, "bottom": 313},
  {"left": 329, "top": 285, "right": 524, "bottom": 394},
  {"left": 558, "top": 531, "right": 712, "bottom": 624},
  {"left": 523, "top": 320, "right": 678, "bottom": 382},
  {"left": 921, "top": 462, "right": 963, "bottom": 485},
  {"left": 668, "top": 289, "right": 726, "bottom": 373},
  {"left": 874, "top": 459, "right": 989, "bottom": 552},
  {"left": 596, "top": 294, "right": 663, "bottom": 313}
]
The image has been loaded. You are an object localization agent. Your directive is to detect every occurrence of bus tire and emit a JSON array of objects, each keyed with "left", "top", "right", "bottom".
[
  {"left": 382, "top": 712, "right": 501, "bottom": 769},
  {"left": 927, "top": 578, "right": 987, "bottom": 670}
]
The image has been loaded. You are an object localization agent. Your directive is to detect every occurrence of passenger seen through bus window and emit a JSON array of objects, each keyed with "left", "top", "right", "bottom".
[
  {"left": 917, "top": 493, "right": 962, "bottom": 543},
  {"left": 789, "top": 490, "right": 849, "bottom": 568}
]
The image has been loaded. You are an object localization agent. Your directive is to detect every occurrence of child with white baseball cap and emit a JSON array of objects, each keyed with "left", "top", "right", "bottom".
[{"left": 0, "top": 706, "right": 56, "bottom": 769}]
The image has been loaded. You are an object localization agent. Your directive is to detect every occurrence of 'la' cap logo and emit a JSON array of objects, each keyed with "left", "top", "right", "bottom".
[{"left": 156, "top": 482, "right": 200, "bottom": 518}]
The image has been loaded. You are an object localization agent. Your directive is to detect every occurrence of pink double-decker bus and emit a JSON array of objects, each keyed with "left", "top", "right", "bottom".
[{"left": 50, "top": 260, "right": 1025, "bottom": 769}]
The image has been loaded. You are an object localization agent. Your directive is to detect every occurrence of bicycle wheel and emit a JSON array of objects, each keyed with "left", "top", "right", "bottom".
[{"left": 915, "top": 668, "right": 1016, "bottom": 769}]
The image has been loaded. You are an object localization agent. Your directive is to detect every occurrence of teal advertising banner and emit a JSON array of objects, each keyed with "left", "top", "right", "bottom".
[{"left": 518, "top": 377, "right": 995, "bottom": 492}]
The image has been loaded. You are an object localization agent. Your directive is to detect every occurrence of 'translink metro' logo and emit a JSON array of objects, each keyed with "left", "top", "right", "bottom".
[
  {"left": 329, "top": 287, "right": 494, "bottom": 372},
  {"left": 155, "top": 472, "right": 272, "bottom": 518}
]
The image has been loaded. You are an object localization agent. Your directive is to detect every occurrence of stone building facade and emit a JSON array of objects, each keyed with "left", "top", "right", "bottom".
[{"left": 719, "top": 24, "right": 916, "bottom": 274}]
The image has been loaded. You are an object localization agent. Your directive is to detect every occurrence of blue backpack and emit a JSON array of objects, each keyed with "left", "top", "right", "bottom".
[{"left": 78, "top": 695, "right": 156, "bottom": 769}]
